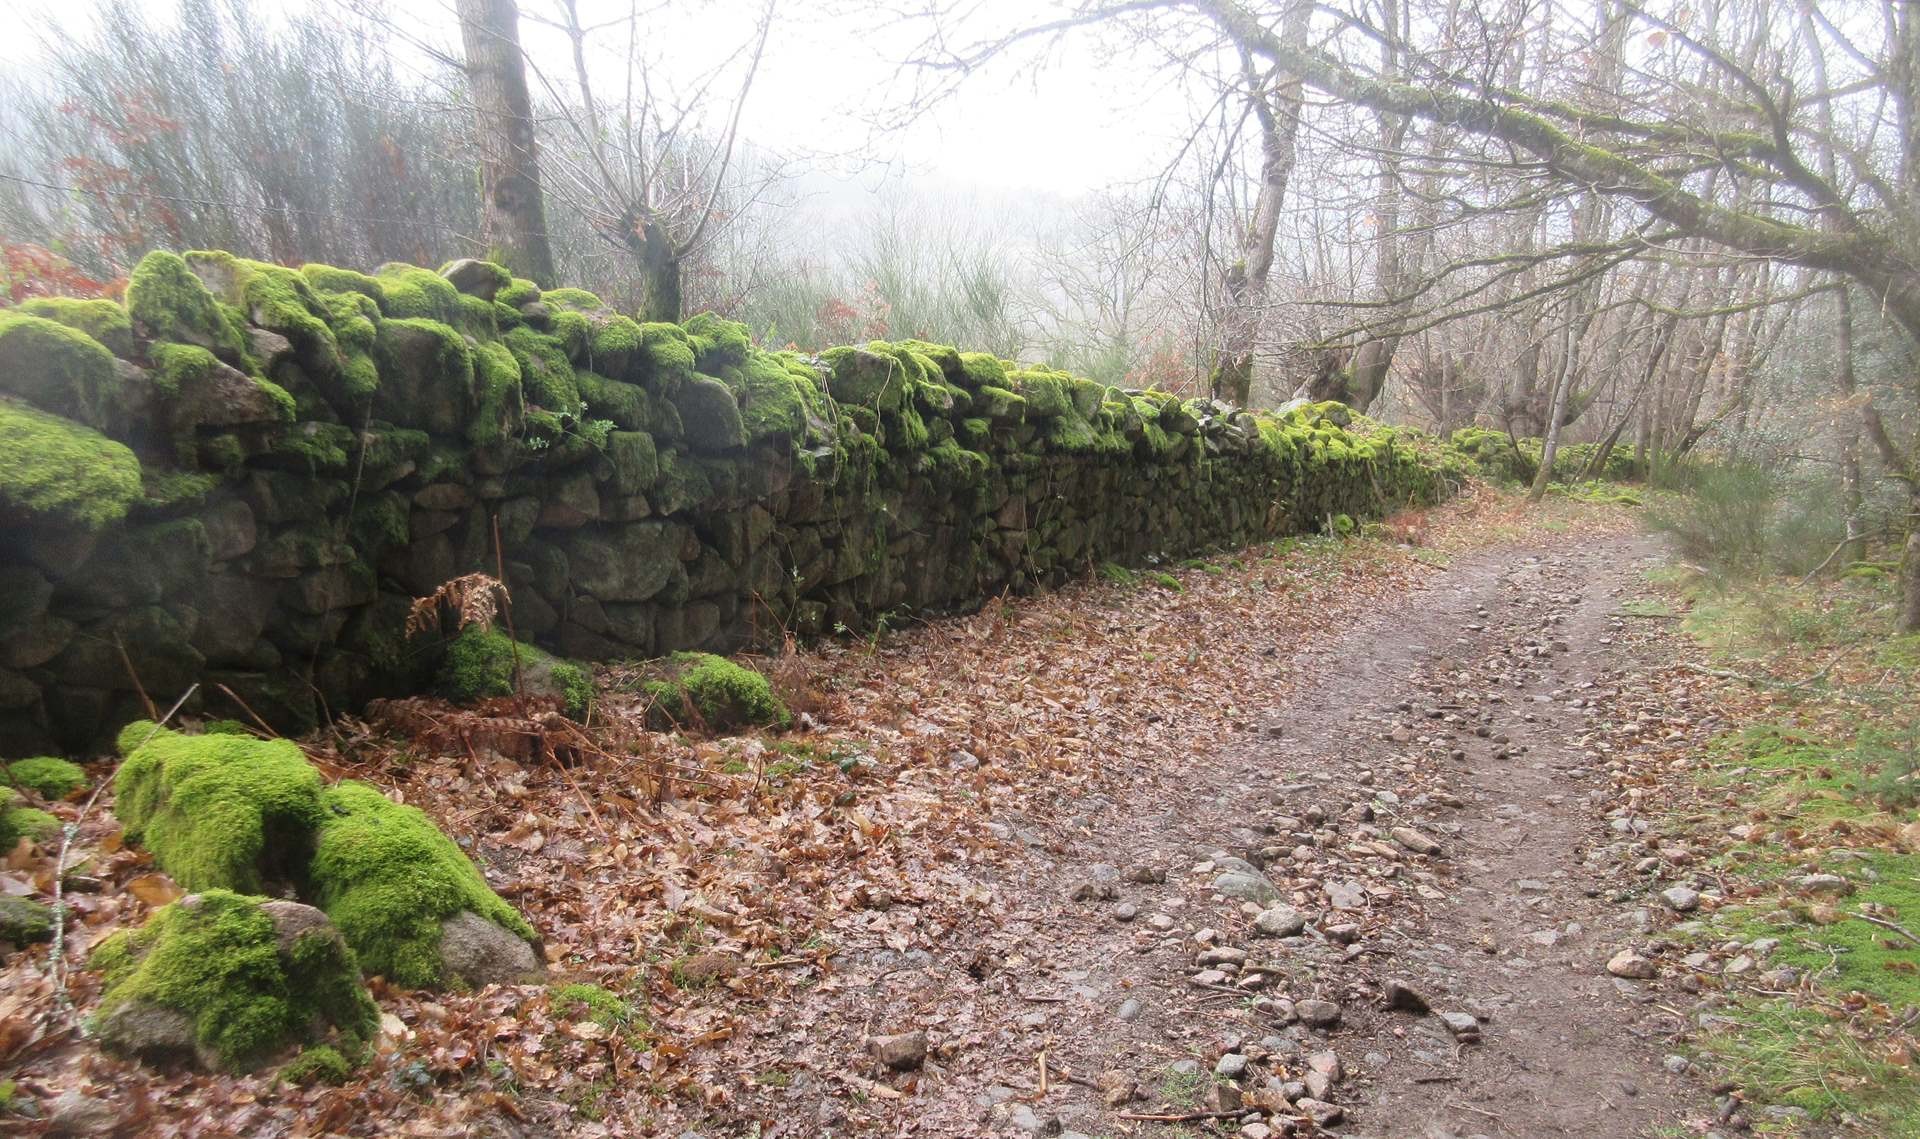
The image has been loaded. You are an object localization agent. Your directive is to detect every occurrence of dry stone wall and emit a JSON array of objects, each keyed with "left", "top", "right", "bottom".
[{"left": 0, "top": 252, "right": 1462, "bottom": 754}]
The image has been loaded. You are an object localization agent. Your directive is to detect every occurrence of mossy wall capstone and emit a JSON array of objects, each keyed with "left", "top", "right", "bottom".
[{"left": 0, "top": 252, "right": 1465, "bottom": 754}]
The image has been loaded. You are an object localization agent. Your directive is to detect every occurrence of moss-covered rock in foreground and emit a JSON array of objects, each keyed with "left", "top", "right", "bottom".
[
  {"left": 113, "top": 722, "right": 325, "bottom": 895},
  {"left": 644, "top": 652, "right": 790, "bottom": 732},
  {"left": 110, "top": 723, "right": 539, "bottom": 992},
  {"left": 435, "top": 624, "right": 592, "bottom": 720},
  {"left": 91, "top": 891, "right": 376, "bottom": 1071},
  {"left": 308, "top": 780, "right": 540, "bottom": 989}
]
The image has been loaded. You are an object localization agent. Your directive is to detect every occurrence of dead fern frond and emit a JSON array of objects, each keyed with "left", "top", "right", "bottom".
[{"left": 406, "top": 573, "right": 510, "bottom": 639}]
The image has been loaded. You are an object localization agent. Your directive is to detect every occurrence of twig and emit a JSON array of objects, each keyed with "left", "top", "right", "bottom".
[
  {"left": 215, "top": 682, "right": 281, "bottom": 737},
  {"left": 1413, "top": 1075, "right": 1461, "bottom": 1084},
  {"left": 1852, "top": 911, "right": 1920, "bottom": 948},
  {"left": 1608, "top": 610, "right": 1680, "bottom": 620},
  {"left": 50, "top": 684, "right": 198, "bottom": 1022},
  {"left": 114, "top": 634, "right": 157, "bottom": 721},
  {"left": 1117, "top": 1109, "right": 1250, "bottom": 1122}
]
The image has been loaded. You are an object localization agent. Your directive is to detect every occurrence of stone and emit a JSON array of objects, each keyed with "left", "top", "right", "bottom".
[
  {"left": 869, "top": 1030, "right": 928, "bottom": 1071},
  {"left": 1097, "top": 1069, "right": 1139, "bottom": 1107},
  {"left": 1296, "top": 999, "right": 1341, "bottom": 1028},
  {"left": 1214, "top": 869, "right": 1280, "bottom": 904},
  {"left": 1254, "top": 906, "right": 1306, "bottom": 937},
  {"left": 1391, "top": 826, "right": 1444, "bottom": 856},
  {"left": 0, "top": 895, "right": 54, "bottom": 944},
  {"left": 1437, "top": 1011, "right": 1481, "bottom": 1041},
  {"left": 440, "top": 258, "right": 507, "bottom": 299},
  {"left": 1215, "top": 1052, "right": 1250, "bottom": 1079},
  {"left": 1660, "top": 886, "right": 1701, "bottom": 912},
  {"left": 1797, "top": 873, "right": 1852, "bottom": 896},
  {"left": 1326, "top": 879, "right": 1368, "bottom": 911},
  {"left": 1306, "top": 1050, "right": 1343, "bottom": 1082},
  {"left": 46, "top": 1088, "right": 118, "bottom": 1136},
  {"left": 1383, "top": 978, "right": 1430, "bottom": 1014},
  {"left": 1198, "top": 946, "right": 1248, "bottom": 967},
  {"left": 1606, "top": 949, "right": 1656, "bottom": 979},
  {"left": 1296, "top": 1097, "right": 1343, "bottom": 1126},
  {"left": 437, "top": 910, "right": 545, "bottom": 987},
  {"left": 1116, "top": 998, "right": 1144, "bottom": 1022}
]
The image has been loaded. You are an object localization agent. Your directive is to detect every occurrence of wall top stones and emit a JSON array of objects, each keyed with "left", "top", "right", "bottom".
[{"left": 0, "top": 252, "right": 1467, "bottom": 755}]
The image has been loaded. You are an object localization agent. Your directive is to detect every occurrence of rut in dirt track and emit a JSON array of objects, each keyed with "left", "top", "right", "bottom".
[{"left": 933, "top": 531, "right": 1702, "bottom": 1138}]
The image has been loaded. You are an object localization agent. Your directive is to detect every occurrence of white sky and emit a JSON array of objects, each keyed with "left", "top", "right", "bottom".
[{"left": 0, "top": 0, "right": 1208, "bottom": 198}]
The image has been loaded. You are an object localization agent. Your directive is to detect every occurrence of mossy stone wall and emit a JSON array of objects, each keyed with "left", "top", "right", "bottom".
[{"left": 0, "top": 253, "right": 1461, "bottom": 753}]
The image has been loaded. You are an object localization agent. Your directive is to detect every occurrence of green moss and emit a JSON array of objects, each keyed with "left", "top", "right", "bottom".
[
  {"left": 1008, "top": 370, "right": 1074, "bottom": 419},
  {"left": 820, "top": 345, "right": 908, "bottom": 410},
  {"left": 683, "top": 312, "right": 750, "bottom": 370},
  {"left": 90, "top": 889, "right": 377, "bottom": 1071},
  {"left": 586, "top": 314, "right": 643, "bottom": 370},
  {"left": 540, "top": 287, "right": 606, "bottom": 311},
  {"left": 148, "top": 341, "right": 214, "bottom": 397},
  {"left": 574, "top": 371, "right": 652, "bottom": 431},
  {"left": 973, "top": 385, "right": 1026, "bottom": 423},
  {"left": 549, "top": 308, "right": 592, "bottom": 358},
  {"left": 203, "top": 719, "right": 254, "bottom": 736},
  {"left": 502, "top": 325, "right": 581, "bottom": 411},
  {"left": 112, "top": 722, "right": 325, "bottom": 895},
  {"left": 0, "top": 310, "right": 124, "bottom": 429},
  {"left": 300, "top": 264, "right": 388, "bottom": 309},
  {"left": 15, "top": 296, "right": 135, "bottom": 357},
  {"left": 280, "top": 1043, "right": 353, "bottom": 1085},
  {"left": 308, "top": 779, "right": 534, "bottom": 988},
  {"left": 606, "top": 430, "right": 659, "bottom": 494},
  {"left": 435, "top": 625, "right": 593, "bottom": 720},
  {"left": 956, "top": 351, "right": 1006, "bottom": 388},
  {"left": 551, "top": 982, "right": 638, "bottom": 1030},
  {"left": 0, "top": 793, "right": 59, "bottom": 849},
  {"left": 456, "top": 293, "right": 498, "bottom": 339},
  {"left": 6, "top": 757, "right": 86, "bottom": 799},
  {"left": 496, "top": 278, "right": 541, "bottom": 308},
  {"left": 375, "top": 264, "right": 463, "bottom": 324},
  {"left": 191, "top": 253, "right": 337, "bottom": 364},
  {"left": 470, "top": 340, "right": 525, "bottom": 446},
  {"left": 0, "top": 399, "right": 143, "bottom": 528},
  {"left": 1146, "top": 570, "right": 1183, "bottom": 592},
  {"left": 643, "top": 652, "right": 789, "bottom": 732},
  {"left": 637, "top": 322, "right": 696, "bottom": 388},
  {"left": 271, "top": 421, "right": 355, "bottom": 472},
  {"left": 126, "top": 250, "right": 249, "bottom": 360}
]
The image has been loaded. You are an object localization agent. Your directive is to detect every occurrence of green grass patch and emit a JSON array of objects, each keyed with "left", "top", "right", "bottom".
[{"left": 1692, "top": 997, "right": 1919, "bottom": 1135}]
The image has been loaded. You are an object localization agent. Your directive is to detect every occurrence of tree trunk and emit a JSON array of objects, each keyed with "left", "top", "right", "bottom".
[
  {"left": 457, "top": 0, "right": 556, "bottom": 286},
  {"left": 1904, "top": 486, "right": 1920, "bottom": 632},
  {"left": 633, "top": 218, "right": 683, "bottom": 323}
]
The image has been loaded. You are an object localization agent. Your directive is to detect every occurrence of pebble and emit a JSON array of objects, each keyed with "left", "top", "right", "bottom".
[
  {"left": 1214, "top": 1052, "right": 1250, "bottom": 1079},
  {"left": 1117, "top": 998, "right": 1144, "bottom": 1023},
  {"left": 1112, "top": 902, "right": 1138, "bottom": 922},
  {"left": 1437, "top": 1010, "right": 1482, "bottom": 1042},
  {"left": 46, "top": 1090, "right": 118, "bottom": 1136},
  {"left": 1296, "top": 1097, "right": 1344, "bottom": 1126}
]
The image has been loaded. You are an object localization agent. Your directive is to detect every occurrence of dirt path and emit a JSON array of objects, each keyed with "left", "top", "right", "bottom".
[{"left": 737, "top": 529, "right": 1709, "bottom": 1138}]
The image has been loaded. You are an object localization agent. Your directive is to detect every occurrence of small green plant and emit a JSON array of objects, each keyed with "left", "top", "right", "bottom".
[
  {"left": 1159, "top": 1063, "right": 1208, "bottom": 1108},
  {"left": 1146, "top": 570, "right": 1183, "bottom": 592},
  {"left": 280, "top": 1044, "right": 353, "bottom": 1086},
  {"left": 551, "top": 982, "right": 639, "bottom": 1031},
  {"left": 1097, "top": 562, "right": 1137, "bottom": 586}
]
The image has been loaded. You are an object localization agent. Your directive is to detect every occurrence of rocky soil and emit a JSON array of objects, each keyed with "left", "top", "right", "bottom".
[{"left": 699, "top": 529, "right": 1726, "bottom": 1138}]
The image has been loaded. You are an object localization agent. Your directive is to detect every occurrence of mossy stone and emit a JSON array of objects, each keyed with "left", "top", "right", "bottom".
[
  {"left": 126, "top": 250, "right": 249, "bottom": 360},
  {"left": 643, "top": 652, "right": 789, "bottom": 732},
  {"left": 434, "top": 624, "right": 593, "bottom": 720},
  {"left": 673, "top": 375, "right": 747, "bottom": 452},
  {"left": 308, "top": 779, "right": 537, "bottom": 988},
  {"left": 0, "top": 400, "right": 143, "bottom": 529},
  {"left": 15, "top": 297, "right": 135, "bottom": 358},
  {"left": 90, "top": 890, "right": 377, "bottom": 1071},
  {"left": 0, "top": 311, "right": 125, "bottom": 430}
]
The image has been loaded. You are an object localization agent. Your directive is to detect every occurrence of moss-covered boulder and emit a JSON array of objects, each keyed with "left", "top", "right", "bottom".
[
  {"left": 0, "top": 311, "right": 125, "bottom": 431},
  {"left": 110, "top": 722, "right": 540, "bottom": 991},
  {"left": 91, "top": 891, "right": 376, "bottom": 1071},
  {"left": 0, "top": 400, "right": 144, "bottom": 529},
  {"left": 14, "top": 297, "right": 135, "bottom": 358},
  {"left": 673, "top": 375, "right": 747, "bottom": 452},
  {"left": 114, "top": 722, "right": 325, "bottom": 894},
  {"left": 434, "top": 625, "right": 592, "bottom": 720},
  {"left": 5, "top": 756, "right": 86, "bottom": 799},
  {"left": 125, "top": 250, "right": 249, "bottom": 361},
  {"left": 309, "top": 780, "right": 541, "bottom": 988},
  {"left": 644, "top": 652, "right": 789, "bottom": 732}
]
